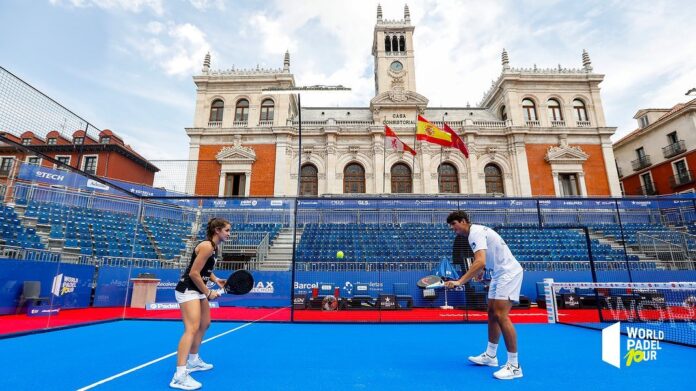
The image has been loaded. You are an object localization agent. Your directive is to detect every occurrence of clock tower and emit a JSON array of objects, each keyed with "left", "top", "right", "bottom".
[{"left": 372, "top": 4, "right": 417, "bottom": 97}]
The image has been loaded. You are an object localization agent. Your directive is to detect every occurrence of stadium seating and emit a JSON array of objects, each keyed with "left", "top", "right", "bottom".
[{"left": 0, "top": 205, "right": 44, "bottom": 249}]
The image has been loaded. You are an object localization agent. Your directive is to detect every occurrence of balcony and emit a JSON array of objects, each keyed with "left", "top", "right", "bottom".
[
  {"left": 232, "top": 121, "right": 248, "bottom": 127},
  {"left": 636, "top": 183, "right": 658, "bottom": 196},
  {"left": 576, "top": 120, "right": 591, "bottom": 127},
  {"left": 550, "top": 120, "right": 566, "bottom": 127},
  {"left": 258, "top": 120, "right": 274, "bottom": 127},
  {"left": 631, "top": 155, "right": 652, "bottom": 171},
  {"left": 525, "top": 120, "right": 540, "bottom": 127},
  {"left": 669, "top": 170, "right": 695, "bottom": 188},
  {"left": 207, "top": 121, "right": 222, "bottom": 128},
  {"left": 662, "top": 140, "right": 686, "bottom": 158}
]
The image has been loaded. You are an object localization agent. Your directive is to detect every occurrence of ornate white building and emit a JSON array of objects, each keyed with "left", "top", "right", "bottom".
[{"left": 185, "top": 5, "right": 621, "bottom": 198}]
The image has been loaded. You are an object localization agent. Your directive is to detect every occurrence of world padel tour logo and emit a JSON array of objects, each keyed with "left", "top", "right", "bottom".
[
  {"left": 51, "top": 273, "right": 79, "bottom": 296},
  {"left": 602, "top": 322, "right": 663, "bottom": 368}
]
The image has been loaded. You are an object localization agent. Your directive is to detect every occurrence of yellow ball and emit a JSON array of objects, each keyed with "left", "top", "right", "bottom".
[{"left": 336, "top": 250, "right": 344, "bottom": 259}]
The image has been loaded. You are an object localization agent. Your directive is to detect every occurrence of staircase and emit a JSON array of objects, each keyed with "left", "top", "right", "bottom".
[
  {"left": 258, "top": 227, "right": 302, "bottom": 271},
  {"left": 588, "top": 230, "right": 660, "bottom": 265}
]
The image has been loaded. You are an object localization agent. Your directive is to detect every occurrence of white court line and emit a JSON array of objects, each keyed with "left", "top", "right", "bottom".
[{"left": 77, "top": 308, "right": 288, "bottom": 390}]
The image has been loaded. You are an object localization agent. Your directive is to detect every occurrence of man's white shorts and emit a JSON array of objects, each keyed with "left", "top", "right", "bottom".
[
  {"left": 175, "top": 289, "right": 206, "bottom": 304},
  {"left": 488, "top": 271, "right": 523, "bottom": 303}
]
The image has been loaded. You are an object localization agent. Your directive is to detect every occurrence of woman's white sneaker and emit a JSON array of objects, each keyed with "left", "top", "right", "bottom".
[
  {"left": 187, "top": 357, "right": 213, "bottom": 372},
  {"left": 170, "top": 371, "right": 202, "bottom": 390}
]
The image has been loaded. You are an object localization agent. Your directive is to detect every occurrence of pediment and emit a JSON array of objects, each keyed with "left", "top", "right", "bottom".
[
  {"left": 216, "top": 145, "right": 256, "bottom": 162},
  {"left": 545, "top": 145, "right": 589, "bottom": 163},
  {"left": 370, "top": 90, "right": 429, "bottom": 107}
]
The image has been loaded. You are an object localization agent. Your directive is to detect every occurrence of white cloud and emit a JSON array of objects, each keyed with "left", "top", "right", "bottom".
[
  {"left": 187, "top": 0, "right": 225, "bottom": 11},
  {"left": 130, "top": 21, "right": 211, "bottom": 76},
  {"left": 49, "top": 0, "right": 164, "bottom": 15}
]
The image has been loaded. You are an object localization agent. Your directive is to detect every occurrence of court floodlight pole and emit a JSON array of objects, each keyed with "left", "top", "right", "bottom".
[{"left": 262, "top": 85, "right": 350, "bottom": 320}]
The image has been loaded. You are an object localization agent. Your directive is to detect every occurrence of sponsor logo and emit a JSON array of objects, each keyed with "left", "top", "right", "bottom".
[
  {"left": 213, "top": 200, "right": 227, "bottom": 208},
  {"left": 343, "top": 281, "right": 354, "bottom": 295},
  {"left": 147, "top": 302, "right": 220, "bottom": 310},
  {"left": 87, "top": 179, "right": 110, "bottom": 191},
  {"left": 294, "top": 282, "right": 318, "bottom": 290},
  {"left": 36, "top": 171, "right": 65, "bottom": 181},
  {"left": 157, "top": 281, "right": 178, "bottom": 290},
  {"left": 51, "top": 273, "right": 79, "bottom": 296},
  {"left": 602, "top": 322, "right": 663, "bottom": 368},
  {"left": 251, "top": 281, "right": 274, "bottom": 294},
  {"left": 129, "top": 187, "right": 154, "bottom": 197},
  {"left": 270, "top": 200, "right": 283, "bottom": 206}
]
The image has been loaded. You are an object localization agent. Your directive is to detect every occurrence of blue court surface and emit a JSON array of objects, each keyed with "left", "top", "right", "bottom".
[{"left": 1, "top": 320, "right": 693, "bottom": 390}]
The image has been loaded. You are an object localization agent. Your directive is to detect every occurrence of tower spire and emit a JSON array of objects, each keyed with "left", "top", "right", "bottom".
[
  {"left": 283, "top": 50, "right": 290, "bottom": 72},
  {"left": 502, "top": 48, "right": 509, "bottom": 70},
  {"left": 582, "top": 49, "right": 593, "bottom": 72},
  {"left": 202, "top": 52, "right": 211, "bottom": 73},
  {"left": 377, "top": 4, "right": 382, "bottom": 21},
  {"left": 404, "top": 4, "right": 410, "bottom": 21}
]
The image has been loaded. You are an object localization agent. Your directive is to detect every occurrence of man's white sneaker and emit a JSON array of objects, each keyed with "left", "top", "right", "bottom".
[
  {"left": 187, "top": 357, "right": 213, "bottom": 372},
  {"left": 468, "top": 352, "right": 498, "bottom": 367},
  {"left": 493, "top": 362, "right": 523, "bottom": 380},
  {"left": 169, "top": 371, "right": 202, "bottom": 390}
]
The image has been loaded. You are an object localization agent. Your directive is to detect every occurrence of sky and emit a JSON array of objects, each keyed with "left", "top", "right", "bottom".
[{"left": 1, "top": 0, "right": 695, "bottom": 164}]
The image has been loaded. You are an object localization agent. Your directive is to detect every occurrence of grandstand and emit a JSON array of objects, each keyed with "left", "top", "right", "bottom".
[{"left": 2, "top": 174, "right": 696, "bottom": 274}]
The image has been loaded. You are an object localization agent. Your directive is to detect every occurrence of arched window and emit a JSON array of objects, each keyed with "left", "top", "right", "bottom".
[
  {"left": 438, "top": 163, "right": 459, "bottom": 193},
  {"left": 209, "top": 99, "right": 224, "bottom": 122},
  {"left": 234, "top": 99, "right": 249, "bottom": 122},
  {"left": 573, "top": 99, "right": 588, "bottom": 122},
  {"left": 547, "top": 98, "right": 563, "bottom": 122},
  {"left": 300, "top": 164, "right": 318, "bottom": 196},
  {"left": 260, "top": 99, "right": 274, "bottom": 122},
  {"left": 500, "top": 105, "right": 507, "bottom": 121},
  {"left": 384, "top": 36, "right": 391, "bottom": 52},
  {"left": 391, "top": 163, "right": 412, "bottom": 193},
  {"left": 343, "top": 163, "right": 365, "bottom": 193},
  {"left": 399, "top": 36, "right": 406, "bottom": 52},
  {"left": 392, "top": 36, "right": 399, "bottom": 53},
  {"left": 522, "top": 99, "right": 537, "bottom": 122},
  {"left": 484, "top": 164, "right": 504, "bottom": 195}
]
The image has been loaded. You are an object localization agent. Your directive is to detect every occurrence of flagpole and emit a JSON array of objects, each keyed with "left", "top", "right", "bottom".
[
  {"left": 412, "top": 114, "right": 418, "bottom": 193},
  {"left": 439, "top": 146, "right": 443, "bottom": 193},
  {"left": 439, "top": 115, "right": 446, "bottom": 194}
]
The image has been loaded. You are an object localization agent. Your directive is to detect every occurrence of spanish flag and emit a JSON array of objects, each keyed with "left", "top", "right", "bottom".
[{"left": 416, "top": 115, "right": 452, "bottom": 147}]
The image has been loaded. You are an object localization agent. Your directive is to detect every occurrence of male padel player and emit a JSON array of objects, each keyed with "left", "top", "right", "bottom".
[
  {"left": 171, "top": 217, "right": 230, "bottom": 390},
  {"left": 445, "top": 210, "right": 524, "bottom": 380}
]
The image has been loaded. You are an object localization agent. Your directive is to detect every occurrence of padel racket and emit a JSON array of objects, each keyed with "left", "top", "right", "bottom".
[
  {"left": 217, "top": 270, "right": 254, "bottom": 295},
  {"left": 417, "top": 275, "right": 442, "bottom": 289}
]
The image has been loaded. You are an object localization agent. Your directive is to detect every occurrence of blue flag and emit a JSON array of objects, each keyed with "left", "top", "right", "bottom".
[{"left": 435, "top": 257, "right": 460, "bottom": 281}]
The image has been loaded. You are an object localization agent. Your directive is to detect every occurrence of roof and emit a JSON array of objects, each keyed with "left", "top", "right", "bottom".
[{"left": 615, "top": 99, "right": 696, "bottom": 146}]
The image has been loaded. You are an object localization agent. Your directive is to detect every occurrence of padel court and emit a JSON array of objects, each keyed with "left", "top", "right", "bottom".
[{"left": 1, "top": 319, "right": 693, "bottom": 390}]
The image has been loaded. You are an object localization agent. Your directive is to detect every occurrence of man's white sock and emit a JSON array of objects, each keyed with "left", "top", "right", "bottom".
[
  {"left": 486, "top": 342, "right": 498, "bottom": 357},
  {"left": 508, "top": 352, "right": 519, "bottom": 366}
]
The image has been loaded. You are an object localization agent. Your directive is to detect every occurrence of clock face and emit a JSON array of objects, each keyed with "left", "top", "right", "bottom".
[{"left": 390, "top": 61, "right": 403, "bottom": 72}]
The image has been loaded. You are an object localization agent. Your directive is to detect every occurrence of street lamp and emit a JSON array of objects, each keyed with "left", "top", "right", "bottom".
[
  {"left": 262, "top": 85, "right": 351, "bottom": 196},
  {"left": 686, "top": 88, "right": 696, "bottom": 96}
]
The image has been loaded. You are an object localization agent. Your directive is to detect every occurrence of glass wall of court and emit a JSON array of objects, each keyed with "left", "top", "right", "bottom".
[{"left": 2, "top": 158, "right": 696, "bottom": 334}]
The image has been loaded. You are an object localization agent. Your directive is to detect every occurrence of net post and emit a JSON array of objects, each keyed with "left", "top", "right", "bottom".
[{"left": 543, "top": 278, "right": 557, "bottom": 323}]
